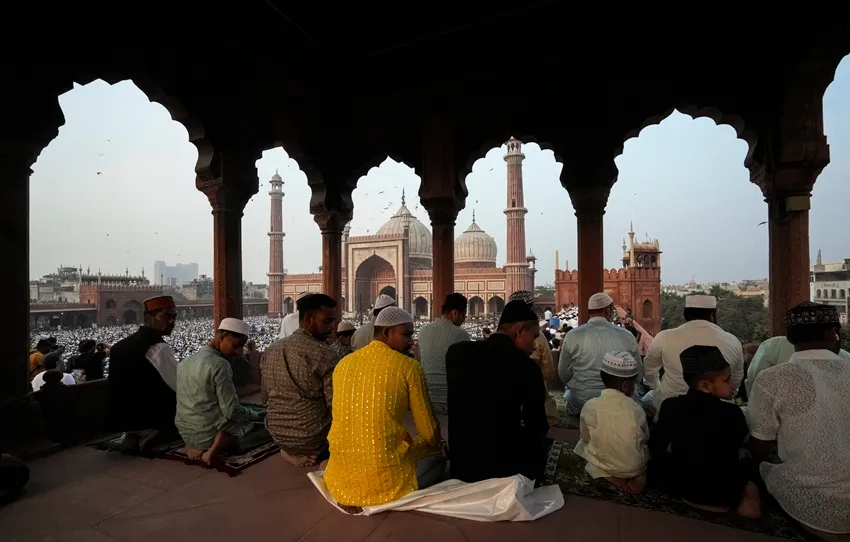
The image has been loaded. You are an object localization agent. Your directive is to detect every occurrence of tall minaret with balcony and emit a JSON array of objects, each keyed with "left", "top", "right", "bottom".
[
  {"left": 267, "top": 171, "right": 285, "bottom": 317},
  {"left": 504, "top": 137, "right": 530, "bottom": 294}
]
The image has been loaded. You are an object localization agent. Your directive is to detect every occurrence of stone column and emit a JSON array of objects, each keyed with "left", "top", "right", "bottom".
[
  {"left": 315, "top": 211, "right": 345, "bottom": 321},
  {"left": 1, "top": 162, "right": 31, "bottom": 401},
  {"left": 199, "top": 182, "right": 254, "bottom": 326},
  {"left": 423, "top": 202, "right": 460, "bottom": 317},
  {"left": 420, "top": 114, "right": 466, "bottom": 319},
  {"left": 568, "top": 185, "right": 611, "bottom": 325}
]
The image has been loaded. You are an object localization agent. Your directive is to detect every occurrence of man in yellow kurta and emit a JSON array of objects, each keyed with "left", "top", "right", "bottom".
[{"left": 324, "top": 306, "right": 444, "bottom": 507}]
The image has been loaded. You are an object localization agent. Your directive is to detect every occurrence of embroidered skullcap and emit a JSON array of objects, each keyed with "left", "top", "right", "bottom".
[
  {"left": 680, "top": 345, "right": 728, "bottom": 375},
  {"left": 218, "top": 317, "right": 251, "bottom": 337},
  {"left": 337, "top": 321, "right": 356, "bottom": 333},
  {"left": 296, "top": 291, "right": 313, "bottom": 301},
  {"left": 509, "top": 290, "right": 535, "bottom": 306},
  {"left": 374, "top": 294, "right": 397, "bottom": 310},
  {"left": 498, "top": 300, "right": 539, "bottom": 326},
  {"left": 685, "top": 295, "right": 717, "bottom": 309},
  {"left": 144, "top": 295, "right": 175, "bottom": 312},
  {"left": 601, "top": 351, "right": 639, "bottom": 378},
  {"left": 374, "top": 306, "right": 413, "bottom": 327},
  {"left": 785, "top": 301, "right": 839, "bottom": 328},
  {"left": 588, "top": 292, "right": 614, "bottom": 310}
]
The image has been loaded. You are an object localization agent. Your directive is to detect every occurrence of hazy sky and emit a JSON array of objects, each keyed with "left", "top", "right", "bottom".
[{"left": 31, "top": 56, "right": 849, "bottom": 286}]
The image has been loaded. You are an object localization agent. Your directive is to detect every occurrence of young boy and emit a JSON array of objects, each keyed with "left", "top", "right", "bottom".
[
  {"left": 649, "top": 344, "right": 761, "bottom": 518},
  {"left": 575, "top": 351, "right": 649, "bottom": 493}
]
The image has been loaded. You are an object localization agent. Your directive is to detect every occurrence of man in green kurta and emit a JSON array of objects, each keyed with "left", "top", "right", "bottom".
[{"left": 176, "top": 318, "right": 269, "bottom": 464}]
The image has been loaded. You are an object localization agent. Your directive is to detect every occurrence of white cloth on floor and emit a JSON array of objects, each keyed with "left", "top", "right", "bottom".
[{"left": 308, "top": 472, "right": 563, "bottom": 522}]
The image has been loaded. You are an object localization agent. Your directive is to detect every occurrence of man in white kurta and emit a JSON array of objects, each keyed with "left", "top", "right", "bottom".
[
  {"left": 279, "top": 292, "right": 311, "bottom": 339},
  {"left": 559, "top": 292, "right": 641, "bottom": 417},
  {"left": 747, "top": 302, "right": 850, "bottom": 538},
  {"left": 350, "top": 294, "right": 397, "bottom": 351},
  {"left": 642, "top": 295, "right": 743, "bottom": 418},
  {"left": 745, "top": 334, "right": 850, "bottom": 397}
]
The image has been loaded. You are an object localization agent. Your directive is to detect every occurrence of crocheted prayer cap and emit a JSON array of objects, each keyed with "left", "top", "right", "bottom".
[
  {"left": 601, "top": 351, "right": 639, "bottom": 378},
  {"left": 785, "top": 301, "right": 839, "bottom": 328},
  {"left": 374, "top": 306, "right": 414, "bottom": 327},
  {"left": 680, "top": 345, "right": 728, "bottom": 375},
  {"left": 337, "top": 321, "right": 356, "bottom": 333},
  {"left": 498, "top": 300, "right": 539, "bottom": 326},
  {"left": 374, "top": 294, "right": 397, "bottom": 310},
  {"left": 588, "top": 292, "right": 614, "bottom": 310},
  {"left": 685, "top": 295, "right": 717, "bottom": 309},
  {"left": 218, "top": 318, "right": 251, "bottom": 337},
  {"left": 143, "top": 295, "right": 175, "bottom": 312},
  {"left": 509, "top": 290, "right": 535, "bottom": 306}
]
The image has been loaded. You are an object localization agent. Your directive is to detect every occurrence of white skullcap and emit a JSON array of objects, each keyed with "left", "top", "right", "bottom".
[
  {"left": 374, "top": 306, "right": 414, "bottom": 327},
  {"left": 296, "top": 291, "right": 312, "bottom": 301},
  {"left": 601, "top": 351, "right": 639, "bottom": 378},
  {"left": 337, "top": 321, "right": 356, "bottom": 333},
  {"left": 218, "top": 317, "right": 251, "bottom": 337},
  {"left": 588, "top": 292, "right": 614, "bottom": 310},
  {"left": 685, "top": 295, "right": 717, "bottom": 309},
  {"left": 374, "top": 294, "right": 397, "bottom": 310}
]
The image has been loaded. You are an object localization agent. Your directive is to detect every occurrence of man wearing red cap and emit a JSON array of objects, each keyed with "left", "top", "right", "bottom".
[{"left": 107, "top": 295, "right": 181, "bottom": 452}]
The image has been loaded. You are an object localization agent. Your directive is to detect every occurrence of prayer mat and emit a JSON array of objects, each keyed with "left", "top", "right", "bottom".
[
  {"left": 548, "top": 391, "right": 579, "bottom": 429},
  {"left": 88, "top": 433, "right": 182, "bottom": 459},
  {"left": 543, "top": 439, "right": 806, "bottom": 540},
  {"left": 163, "top": 439, "right": 278, "bottom": 477}
]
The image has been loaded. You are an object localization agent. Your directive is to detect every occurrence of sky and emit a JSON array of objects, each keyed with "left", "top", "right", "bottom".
[{"left": 31, "top": 55, "right": 849, "bottom": 286}]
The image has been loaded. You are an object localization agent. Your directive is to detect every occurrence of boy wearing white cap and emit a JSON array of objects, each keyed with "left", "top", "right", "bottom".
[
  {"left": 331, "top": 321, "right": 356, "bottom": 359},
  {"left": 176, "top": 318, "right": 268, "bottom": 464},
  {"left": 642, "top": 295, "right": 744, "bottom": 418},
  {"left": 350, "top": 294, "right": 397, "bottom": 351},
  {"left": 558, "top": 292, "right": 642, "bottom": 419},
  {"left": 575, "top": 351, "right": 649, "bottom": 494}
]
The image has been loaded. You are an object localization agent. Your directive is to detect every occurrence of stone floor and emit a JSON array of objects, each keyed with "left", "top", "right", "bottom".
[{"left": 1, "top": 433, "right": 788, "bottom": 542}]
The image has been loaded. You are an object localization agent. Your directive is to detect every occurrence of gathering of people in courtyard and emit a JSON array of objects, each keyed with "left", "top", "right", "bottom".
[{"left": 10, "top": 288, "right": 849, "bottom": 539}]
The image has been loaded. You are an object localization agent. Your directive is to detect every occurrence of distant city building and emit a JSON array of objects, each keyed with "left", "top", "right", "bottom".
[
  {"left": 30, "top": 265, "right": 149, "bottom": 304},
  {"left": 181, "top": 274, "right": 214, "bottom": 300},
  {"left": 153, "top": 261, "right": 199, "bottom": 286},
  {"left": 811, "top": 250, "right": 850, "bottom": 323},
  {"left": 662, "top": 278, "right": 769, "bottom": 307}
]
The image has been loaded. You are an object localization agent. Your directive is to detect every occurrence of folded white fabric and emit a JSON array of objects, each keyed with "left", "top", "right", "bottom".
[{"left": 308, "top": 471, "right": 564, "bottom": 522}]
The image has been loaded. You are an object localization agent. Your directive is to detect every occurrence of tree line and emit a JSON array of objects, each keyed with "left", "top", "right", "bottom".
[{"left": 660, "top": 286, "right": 771, "bottom": 345}]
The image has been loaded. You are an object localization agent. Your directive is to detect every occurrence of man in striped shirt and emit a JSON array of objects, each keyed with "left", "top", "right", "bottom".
[{"left": 417, "top": 293, "right": 471, "bottom": 415}]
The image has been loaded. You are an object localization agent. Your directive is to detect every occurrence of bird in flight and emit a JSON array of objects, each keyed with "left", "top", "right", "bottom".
[{"left": 757, "top": 221, "right": 767, "bottom": 226}]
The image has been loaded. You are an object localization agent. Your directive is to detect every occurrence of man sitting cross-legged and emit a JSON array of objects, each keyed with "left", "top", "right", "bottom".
[
  {"left": 262, "top": 293, "right": 338, "bottom": 467},
  {"left": 176, "top": 318, "right": 268, "bottom": 464}
]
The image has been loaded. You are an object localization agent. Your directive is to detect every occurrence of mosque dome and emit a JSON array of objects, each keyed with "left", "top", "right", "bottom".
[
  {"left": 270, "top": 170, "right": 282, "bottom": 182},
  {"left": 375, "top": 191, "right": 432, "bottom": 261},
  {"left": 454, "top": 212, "right": 497, "bottom": 266}
]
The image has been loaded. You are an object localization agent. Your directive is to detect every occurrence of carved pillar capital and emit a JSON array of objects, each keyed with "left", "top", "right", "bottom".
[
  {"left": 313, "top": 210, "right": 347, "bottom": 234},
  {"left": 567, "top": 184, "right": 612, "bottom": 217},
  {"left": 421, "top": 196, "right": 464, "bottom": 226}
]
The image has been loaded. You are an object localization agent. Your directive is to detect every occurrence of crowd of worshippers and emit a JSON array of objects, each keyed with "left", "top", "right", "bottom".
[{"left": 16, "top": 287, "right": 848, "bottom": 538}]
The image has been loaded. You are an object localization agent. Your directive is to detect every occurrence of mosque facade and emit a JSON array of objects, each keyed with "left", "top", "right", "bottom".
[
  {"left": 272, "top": 138, "right": 537, "bottom": 319},
  {"left": 554, "top": 225, "right": 662, "bottom": 335}
]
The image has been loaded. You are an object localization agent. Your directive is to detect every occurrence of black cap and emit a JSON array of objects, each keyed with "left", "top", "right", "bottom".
[
  {"left": 498, "top": 300, "right": 538, "bottom": 326},
  {"left": 680, "top": 345, "right": 728, "bottom": 375}
]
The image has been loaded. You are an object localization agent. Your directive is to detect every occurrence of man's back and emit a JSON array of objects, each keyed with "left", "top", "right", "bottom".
[
  {"left": 417, "top": 318, "right": 471, "bottom": 412},
  {"left": 446, "top": 334, "right": 548, "bottom": 482},
  {"left": 261, "top": 329, "right": 336, "bottom": 456}
]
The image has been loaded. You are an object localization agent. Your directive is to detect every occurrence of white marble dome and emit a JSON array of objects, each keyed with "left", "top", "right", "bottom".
[
  {"left": 376, "top": 195, "right": 433, "bottom": 261},
  {"left": 454, "top": 213, "right": 497, "bottom": 265}
]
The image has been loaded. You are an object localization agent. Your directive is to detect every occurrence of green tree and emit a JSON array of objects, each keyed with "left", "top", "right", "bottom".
[
  {"left": 535, "top": 284, "right": 555, "bottom": 298},
  {"left": 660, "top": 286, "right": 770, "bottom": 344}
]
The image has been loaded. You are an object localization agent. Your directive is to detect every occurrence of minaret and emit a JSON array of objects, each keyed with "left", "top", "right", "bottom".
[
  {"left": 267, "top": 170, "right": 285, "bottom": 317},
  {"left": 503, "top": 137, "right": 530, "bottom": 294},
  {"left": 342, "top": 221, "right": 351, "bottom": 312},
  {"left": 628, "top": 221, "right": 636, "bottom": 267}
]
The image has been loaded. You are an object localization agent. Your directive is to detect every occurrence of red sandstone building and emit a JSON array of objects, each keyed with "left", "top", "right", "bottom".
[
  {"left": 269, "top": 138, "right": 538, "bottom": 319},
  {"left": 555, "top": 224, "right": 662, "bottom": 335}
]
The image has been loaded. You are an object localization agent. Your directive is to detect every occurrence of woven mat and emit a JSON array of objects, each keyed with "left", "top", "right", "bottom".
[{"left": 544, "top": 439, "right": 806, "bottom": 540}]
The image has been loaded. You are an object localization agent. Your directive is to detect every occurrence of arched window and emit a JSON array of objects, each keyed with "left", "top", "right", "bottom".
[
  {"left": 105, "top": 299, "right": 117, "bottom": 309},
  {"left": 841, "top": 290, "right": 846, "bottom": 300},
  {"left": 816, "top": 289, "right": 822, "bottom": 299},
  {"left": 642, "top": 299, "right": 653, "bottom": 319},
  {"left": 831, "top": 289, "right": 837, "bottom": 299}
]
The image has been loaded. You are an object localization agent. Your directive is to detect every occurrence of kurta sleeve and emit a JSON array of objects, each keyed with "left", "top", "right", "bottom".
[
  {"left": 558, "top": 339, "right": 576, "bottom": 384},
  {"left": 535, "top": 336, "right": 555, "bottom": 382},
  {"left": 745, "top": 340, "right": 772, "bottom": 398},
  {"left": 643, "top": 334, "right": 664, "bottom": 390},
  {"left": 260, "top": 350, "right": 271, "bottom": 405},
  {"left": 145, "top": 343, "right": 179, "bottom": 391},
  {"left": 314, "top": 351, "right": 336, "bottom": 408},
  {"left": 212, "top": 360, "right": 256, "bottom": 430},
  {"left": 729, "top": 339, "right": 745, "bottom": 393},
  {"left": 407, "top": 361, "right": 441, "bottom": 458},
  {"left": 746, "top": 373, "right": 780, "bottom": 442}
]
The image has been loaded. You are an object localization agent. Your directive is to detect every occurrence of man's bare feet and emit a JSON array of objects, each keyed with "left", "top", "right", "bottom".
[
  {"left": 317, "top": 459, "right": 329, "bottom": 470},
  {"left": 279, "top": 449, "right": 317, "bottom": 467},
  {"left": 624, "top": 474, "right": 647, "bottom": 494},
  {"left": 186, "top": 447, "right": 204, "bottom": 461},
  {"left": 201, "top": 450, "right": 215, "bottom": 465},
  {"left": 736, "top": 482, "right": 762, "bottom": 519}
]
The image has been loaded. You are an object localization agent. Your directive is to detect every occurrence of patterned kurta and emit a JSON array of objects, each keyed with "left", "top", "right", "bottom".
[
  {"left": 261, "top": 329, "right": 337, "bottom": 456},
  {"left": 324, "top": 341, "right": 442, "bottom": 507}
]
